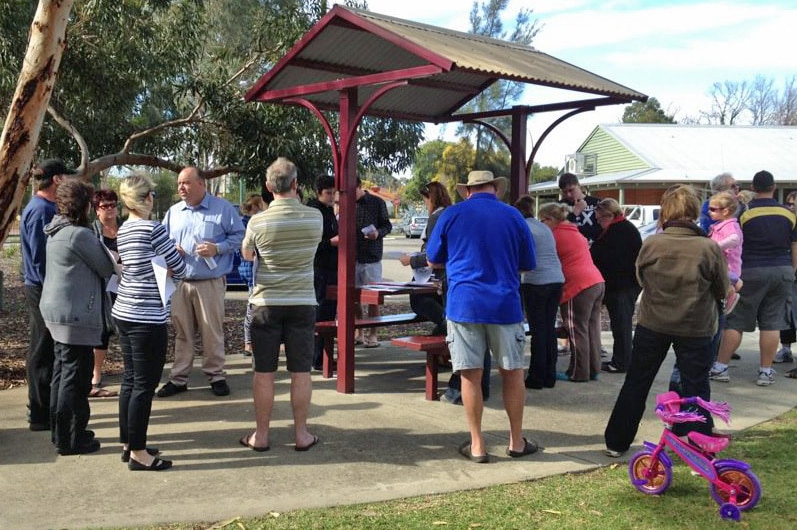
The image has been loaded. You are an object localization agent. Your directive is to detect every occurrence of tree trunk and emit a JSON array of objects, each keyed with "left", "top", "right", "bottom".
[{"left": 0, "top": 0, "right": 74, "bottom": 245}]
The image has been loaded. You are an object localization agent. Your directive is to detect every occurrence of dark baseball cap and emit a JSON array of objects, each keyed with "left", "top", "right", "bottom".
[
  {"left": 751, "top": 170, "right": 775, "bottom": 191},
  {"left": 35, "top": 158, "right": 77, "bottom": 181}
]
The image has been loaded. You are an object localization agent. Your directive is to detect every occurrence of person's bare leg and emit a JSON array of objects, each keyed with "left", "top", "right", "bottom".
[
  {"left": 716, "top": 329, "right": 743, "bottom": 364},
  {"left": 460, "top": 368, "right": 485, "bottom": 456},
  {"left": 760, "top": 329, "right": 779, "bottom": 369},
  {"left": 290, "top": 372, "right": 316, "bottom": 448},
  {"left": 500, "top": 368, "right": 526, "bottom": 452},
  {"left": 92, "top": 348, "right": 105, "bottom": 386},
  {"left": 249, "top": 372, "right": 275, "bottom": 448}
]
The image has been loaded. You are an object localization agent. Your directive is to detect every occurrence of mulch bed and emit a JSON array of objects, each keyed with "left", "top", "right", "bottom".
[{"left": 0, "top": 253, "right": 431, "bottom": 391}]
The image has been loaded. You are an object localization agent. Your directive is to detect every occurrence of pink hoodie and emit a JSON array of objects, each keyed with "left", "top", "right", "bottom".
[{"left": 709, "top": 218, "right": 743, "bottom": 281}]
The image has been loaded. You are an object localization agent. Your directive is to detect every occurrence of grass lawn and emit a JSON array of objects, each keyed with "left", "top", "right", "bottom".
[{"left": 128, "top": 407, "right": 796, "bottom": 530}]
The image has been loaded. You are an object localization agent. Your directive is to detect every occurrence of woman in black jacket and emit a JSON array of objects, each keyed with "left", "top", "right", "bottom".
[{"left": 591, "top": 198, "right": 642, "bottom": 373}]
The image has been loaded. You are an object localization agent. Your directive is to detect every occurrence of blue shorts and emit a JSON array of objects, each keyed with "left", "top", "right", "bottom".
[
  {"left": 355, "top": 262, "right": 382, "bottom": 287},
  {"left": 446, "top": 320, "right": 526, "bottom": 371}
]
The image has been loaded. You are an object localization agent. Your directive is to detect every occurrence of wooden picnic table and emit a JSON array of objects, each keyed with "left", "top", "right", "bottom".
[{"left": 319, "top": 282, "right": 440, "bottom": 392}]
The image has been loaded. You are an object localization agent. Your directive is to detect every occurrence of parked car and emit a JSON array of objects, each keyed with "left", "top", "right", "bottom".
[
  {"left": 637, "top": 221, "right": 659, "bottom": 241},
  {"left": 225, "top": 206, "right": 247, "bottom": 289},
  {"left": 622, "top": 205, "right": 660, "bottom": 228},
  {"left": 405, "top": 216, "right": 428, "bottom": 238}
]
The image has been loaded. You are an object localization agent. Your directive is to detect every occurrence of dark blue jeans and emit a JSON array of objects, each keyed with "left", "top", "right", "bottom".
[
  {"left": 25, "top": 285, "right": 54, "bottom": 425},
  {"left": 410, "top": 292, "right": 446, "bottom": 335},
  {"left": 604, "top": 286, "right": 640, "bottom": 371},
  {"left": 605, "top": 325, "right": 714, "bottom": 453},
  {"left": 50, "top": 342, "right": 93, "bottom": 451},
  {"left": 116, "top": 319, "right": 168, "bottom": 451},
  {"left": 521, "top": 282, "right": 563, "bottom": 387}
]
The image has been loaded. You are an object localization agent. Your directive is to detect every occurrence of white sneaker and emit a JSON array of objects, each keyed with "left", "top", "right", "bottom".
[
  {"left": 756, "top": 369, "right": 776, "bottom": 386},
  {"left": 709, "top": 365, "right": 730, "bottom": 382},
  {"left": 774, "top": 346, "right": 794, "bottom": 363}
]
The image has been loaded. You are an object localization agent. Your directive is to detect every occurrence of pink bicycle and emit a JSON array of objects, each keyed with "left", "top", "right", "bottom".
[{"left": 628, "top": 391, "right": 761, "bottom": 521}]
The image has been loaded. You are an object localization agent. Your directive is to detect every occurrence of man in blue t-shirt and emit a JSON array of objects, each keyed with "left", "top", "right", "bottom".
[
  {"left": 20, "top": 158, "right": 77, "bottom": 431},
  {"left": 427, "top": 170, "right": 537, "bottom": 463}
]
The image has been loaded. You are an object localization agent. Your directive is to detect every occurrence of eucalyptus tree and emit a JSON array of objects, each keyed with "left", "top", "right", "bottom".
[
  {"left": 455, "top": 0, "right": 541, "bottom": 176},
  {"left": 0, "top": 0, "right": 424, "bottom": 244}
]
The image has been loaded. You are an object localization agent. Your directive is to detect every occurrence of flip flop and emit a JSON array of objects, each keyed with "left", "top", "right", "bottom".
[
  {"left": 295, "top": 435, "right": 319, "bottom": 452},
  {"left": 88, "top": 387, "right": 118, "bottom": 398},
  {"left": 458, "top": 441, "right": 489, "bottom": 463},
  {"left": 238, "top": 434, "right": 270, "bottom": 452},
  {"left": 506, "top": 437, "right": 539, "bottom": 458}
]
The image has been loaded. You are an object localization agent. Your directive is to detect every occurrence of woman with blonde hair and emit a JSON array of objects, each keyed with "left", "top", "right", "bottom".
[
  {"left": 538, "top": 202, "right": 605, "bottom": 383},
  {"left": 591, "top": 198, "right": 642, "bottom": 373},
  {"left": 604, "top": 184, "right": 728, "bottom": 457},
  {"left": 113, "top": 173, "right": 186, "bottom": 471}
]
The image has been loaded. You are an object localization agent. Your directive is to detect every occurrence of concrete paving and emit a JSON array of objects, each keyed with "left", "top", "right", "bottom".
[{"left": 1, "top": 331, "right": 796, "bottom": 529}]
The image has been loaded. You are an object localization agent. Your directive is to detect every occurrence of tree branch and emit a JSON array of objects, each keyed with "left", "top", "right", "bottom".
[
  {"left": 47, "top": 105, "right": 89, "bottom": 170},
  {"left": 85, "top": 152, "right": 240, "bottom": 180},
  {"left": 121, "top": 100, "right": 204, "bottom": 153}
]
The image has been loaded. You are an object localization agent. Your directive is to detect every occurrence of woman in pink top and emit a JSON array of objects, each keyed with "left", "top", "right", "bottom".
[
  {"left": 707, "top": 191, "right": 743, "bottom": 313},
  {"left": 538, "top": 203, "right": 605, "bottom": 382}
]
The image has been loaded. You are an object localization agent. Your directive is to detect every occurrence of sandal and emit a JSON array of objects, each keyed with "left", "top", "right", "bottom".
[
  {"left": 786, "top": 368, "right": 797, "bottom": 379},
  {"left": 89, "top": 387, "right": 118, "bottom": 398}
]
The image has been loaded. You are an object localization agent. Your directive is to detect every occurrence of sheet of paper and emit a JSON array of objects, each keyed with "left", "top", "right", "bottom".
[
  {"left": 193, "top": 234, "right": 217, "bottom": 270},
  {"left": 151, "top": 256, "right": 176, "bottom": 307},
  {"left": 105, "top": 274, "right": 119, "bottom": 294}
]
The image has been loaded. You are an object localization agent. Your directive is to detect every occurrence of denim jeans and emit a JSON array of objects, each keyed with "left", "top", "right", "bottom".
[
  {"left": 313, "top": 268, "right": 337, "bottom": 368},
  {"left": 116, "top": 319, "right": 168, "bottom": 451},
  {"left": 605, "top": 325, "right": 714, "bottom": 453}
]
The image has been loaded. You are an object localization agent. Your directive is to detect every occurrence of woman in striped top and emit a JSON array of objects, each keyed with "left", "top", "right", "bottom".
[{"left": 113, "top": 174, "right": 186, "bottom": 471}]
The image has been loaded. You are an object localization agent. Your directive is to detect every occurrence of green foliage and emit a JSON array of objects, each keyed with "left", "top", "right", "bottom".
[
  {"left": 455, "top": 0, "right": 541, "bottom": 169},
  {"left": 0, "top": 0, "right": 423, "bottom": 190},
  {"left": 530, "top": 163, "right": 559, "bottom": 183},
  {"left": 402, "top": 139, "right": 448, "bottom": 203},
  {"left": 622, "top": 97, "right": 676, "bottom": 124}
]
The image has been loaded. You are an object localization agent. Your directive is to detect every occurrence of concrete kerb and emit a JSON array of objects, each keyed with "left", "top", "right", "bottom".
[{"left": 0, "top": 331, "right": 795, "bottom": 529}]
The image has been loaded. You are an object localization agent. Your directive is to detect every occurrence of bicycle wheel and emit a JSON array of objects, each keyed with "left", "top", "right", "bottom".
[
  {"left": 628, "top": 451, "right": 672, "bottom": 495},
  {"left": 710, "top": 466, "right": 761, "bottom": 511}
]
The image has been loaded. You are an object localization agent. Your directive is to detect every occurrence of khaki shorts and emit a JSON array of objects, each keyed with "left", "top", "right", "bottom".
[{"left": 446, "top": 320, "right": 526, "bottom": 371}]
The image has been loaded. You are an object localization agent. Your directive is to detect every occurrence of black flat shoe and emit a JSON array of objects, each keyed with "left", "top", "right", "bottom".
[
  {"left": 128, "top": 457, "right": 172, "bottom": 471},
  {"left": 121, "top": 447, "right": 160, "bottom": 463}
]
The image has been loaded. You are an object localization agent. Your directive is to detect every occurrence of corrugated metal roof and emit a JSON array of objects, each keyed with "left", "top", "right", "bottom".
[
  {"left": 529, "top": 124, "right": 797, "bottom": 193},
  {"left": 245, "top": 5, "right": 647, "bottom": 122}
]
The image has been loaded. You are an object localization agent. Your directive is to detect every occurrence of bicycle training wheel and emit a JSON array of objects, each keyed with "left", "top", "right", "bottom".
[{"left": 710, "top": 466, "right": 761, "bottom": 511}]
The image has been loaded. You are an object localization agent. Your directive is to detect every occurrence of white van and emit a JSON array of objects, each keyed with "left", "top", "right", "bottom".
[{"left": 622, "top": 205, "right": 660, "bottom": 228}]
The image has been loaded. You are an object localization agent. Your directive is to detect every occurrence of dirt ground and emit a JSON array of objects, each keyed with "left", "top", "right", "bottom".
[{"left": 0, "top": 252, "right": 429, "bottom": 391}]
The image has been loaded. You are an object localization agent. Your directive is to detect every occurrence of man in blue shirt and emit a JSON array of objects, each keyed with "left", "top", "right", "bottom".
[
  {"left": 20, "top": 158, "right": 77, "bottom": 431},
  {"left": 427, "top": 170, "right": 537, "bottom": 463},
  {"left": 157, "top": 167, "right": 244, "bottom": 398}
]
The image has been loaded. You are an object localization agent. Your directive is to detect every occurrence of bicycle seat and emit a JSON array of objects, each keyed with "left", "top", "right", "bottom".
[{"left": 687, "top": 431, "right": 729, "bottom": 454}]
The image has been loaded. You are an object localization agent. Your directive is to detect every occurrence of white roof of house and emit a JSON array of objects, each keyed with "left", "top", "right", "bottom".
[{"left": 530, "top": 124, "right": 797, "bottom": 193}]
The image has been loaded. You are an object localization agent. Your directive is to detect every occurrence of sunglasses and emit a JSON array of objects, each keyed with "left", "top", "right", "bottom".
[
  {"left": 420, "top": 184, "right": 430, "bottom": 197},
  {"left": 97, "top": 203, "right": 117, "bottom": 210},
  {"left": 787, "top": 202, "right": 795, "bottom": 207},
  {"left": 708, "top": 206, "right": 726, "bottom": 212}
]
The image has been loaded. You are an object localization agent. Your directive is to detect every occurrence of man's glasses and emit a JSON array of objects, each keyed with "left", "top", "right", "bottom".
[{"left": 97, "top": 203, "right": 117, "bottom": 211}]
